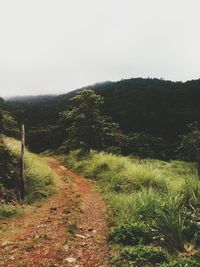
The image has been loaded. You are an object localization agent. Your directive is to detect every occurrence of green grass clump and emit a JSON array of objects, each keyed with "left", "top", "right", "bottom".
[
  {"left": 0, "top": 205, "right": 22, "bottom": 219},
  {"left": 154, "top": 195, "right": 187, "bottom": 251},
  {"left": 160, "top": 251, "right": 200, "bottom": 267},
  {"left": 121, "top": 245, "right": 168, "bottom": 266},
  {"left": 24, "top": 156, "right": 54, "bottom": 203},
  {"left": 181, "top": 177, "right": 200, "bottom": 208},
  {"left": 108, "top": 189, "right": 164, "bottom": 224},
  {"left": 4, "top": 137, "right": 54, "bottom": 203},
  {"left": 109, "top": 222, "right": 152, "bottom": 245}
]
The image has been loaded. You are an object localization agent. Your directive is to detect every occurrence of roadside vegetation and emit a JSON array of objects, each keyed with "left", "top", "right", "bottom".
[
  {"left": 0, "top": 98, "right": 55, "bottom": 218},
  {"left": 59, "top": 150, "right": 200, "bottom": 266},
  {"left": 0, "top": 137, "right": 55, "bottom": 219},
  {"left": 4, "top": 137, "right": 54, "bottom": 203}
]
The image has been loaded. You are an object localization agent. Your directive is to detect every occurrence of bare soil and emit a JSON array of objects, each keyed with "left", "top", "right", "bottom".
[{"left": 0, "top": 157, "right": 109, "bottom": 267}]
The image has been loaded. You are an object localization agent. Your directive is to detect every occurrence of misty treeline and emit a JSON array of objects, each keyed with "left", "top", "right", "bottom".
[{"left": 2, "top": 77, "right": 200, "bottom": 165}]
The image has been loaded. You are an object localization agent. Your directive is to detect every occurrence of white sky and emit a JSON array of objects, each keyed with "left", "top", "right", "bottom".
[{"left": 0, "top": 0, "right": 200, "bottom": 97}]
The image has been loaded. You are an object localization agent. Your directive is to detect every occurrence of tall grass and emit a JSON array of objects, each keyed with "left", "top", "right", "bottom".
[
  {"left": 4, "top": 137, "right": 54, "bottom": 203},
  {"left": 60, "top": 149, "right": 200, "bottom": 259}
]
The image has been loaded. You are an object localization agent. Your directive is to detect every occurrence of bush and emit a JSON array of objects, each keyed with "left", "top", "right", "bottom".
[
  {"left": 121, "top": 245, "right": 168, "bottom": 265},
  {"left": 0, "top": 205, "right": 22, "bottom": 219},
  {"left": 160, "top": 254, "right": 200, "bottom": 267},
  {"left": 109, "top": 222, "right": 152, "bottom": 245},
  {"left": 0, "top": 141, "right": 20, "bottom": 190}
]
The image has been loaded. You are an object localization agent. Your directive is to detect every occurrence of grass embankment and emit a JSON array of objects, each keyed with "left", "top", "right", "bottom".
[
  {"left": 0, "top": 137, "right": 55, "bottom": 218},
  {"left": 59, "top": 150, "right": 200, "bottom": 266}
]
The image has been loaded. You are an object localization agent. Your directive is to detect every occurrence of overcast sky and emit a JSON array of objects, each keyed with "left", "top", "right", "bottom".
[{"left": 0, "top": 0, "right": 200, "bottom": 97}]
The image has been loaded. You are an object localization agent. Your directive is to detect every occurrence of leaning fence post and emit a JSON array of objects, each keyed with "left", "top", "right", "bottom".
[{"left": 20, "top": 124, "right": 26, "bottom": 200}]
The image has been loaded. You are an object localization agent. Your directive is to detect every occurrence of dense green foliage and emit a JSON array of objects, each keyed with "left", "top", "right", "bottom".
[
  {"left": 121, "top": 245, "right": 168, "bottom": 265},
  {"left": 160, "top": 252, "right": 200, "bottom": 267},
  {"left": 109, "top": 222, "right": 152, "bottom": 245},
  {"left": 0, "top": 141, "right": 20, "bottom": 191},
  {"left": 178, "top": 122, "right": 200, "bottom": 176},
  {"left": 59, "top": 150, "right": 200, "bottom": 265},
  {"left": 62, "top": 89, "right": 120, "bottom": 151},
  {"left": 0, "top": 98, "right": 18, "bottom": 137},
  {"left": 6, "top": 78, "right": 200, "bottom": 159}
]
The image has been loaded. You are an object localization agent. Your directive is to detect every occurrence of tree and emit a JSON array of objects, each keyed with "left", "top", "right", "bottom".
[
  {"left": 0, "top": 111, "right": 18, "bottom": 139},
  {"left": 62, "top": 89, "right": 120, "bottom": 151},
  {"left": 178, "top": 122, "right": 200, "bottom": 177},
  {"left": 121, "top": 132, "right": 166, "bottom": 160}
]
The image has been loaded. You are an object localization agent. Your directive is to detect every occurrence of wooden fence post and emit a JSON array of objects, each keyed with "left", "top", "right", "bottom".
[{"left": 20, "top": 124, "right": 26, "bottom": 200}]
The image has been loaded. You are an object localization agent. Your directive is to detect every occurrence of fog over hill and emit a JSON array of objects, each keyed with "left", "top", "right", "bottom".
[{"left": 6, "top": 77, "right": 200, "bottom": 156}]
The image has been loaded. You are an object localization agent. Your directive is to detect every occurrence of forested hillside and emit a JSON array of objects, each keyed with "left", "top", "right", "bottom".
[
  {"left": 2, "top": 80, "right": 200, "bottom": 266},
  {"left": 6, "top": 78, "right": 200, "bottom": 159}
]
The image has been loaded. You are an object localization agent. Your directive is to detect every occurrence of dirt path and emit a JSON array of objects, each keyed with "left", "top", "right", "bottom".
[{"left": 0, "top": 157, "right": 109, "bottom": 267}]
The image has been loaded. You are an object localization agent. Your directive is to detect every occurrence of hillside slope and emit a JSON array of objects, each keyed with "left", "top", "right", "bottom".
[{"left": 6, "top": 78, "right": 200, "bottom": 155}]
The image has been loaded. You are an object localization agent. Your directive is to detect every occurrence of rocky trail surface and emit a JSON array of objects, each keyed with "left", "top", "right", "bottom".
[{"left": 0, "top": 157, "right": 109, "bottom": 267}]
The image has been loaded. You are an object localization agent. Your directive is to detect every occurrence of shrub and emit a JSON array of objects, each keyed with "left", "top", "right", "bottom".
[
  {"left": 121, "top": 245, "right": 168, "bottom": 265},
  {"left": 0, "top": 141, "right": 20, "bottom": 190},
  {"left": 0, "top": 205, "right": 22, "bottom": 219},
  {"left": 160, "top": 254, "right": 200, "bottom": 267},
  {"left": 109, "top": 222, "right": 152, "bottom": 245}
]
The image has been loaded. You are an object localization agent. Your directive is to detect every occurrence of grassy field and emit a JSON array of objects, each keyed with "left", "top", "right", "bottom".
[
  {"left": 59, "top": 150, "right": 200, "bottom": 266},
  {"left": 0, "top": 137, "right": 55, "bottom": 219}
]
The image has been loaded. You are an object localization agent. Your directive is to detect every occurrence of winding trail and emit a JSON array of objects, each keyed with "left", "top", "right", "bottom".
[{"left": 0, "top": 157, "right": 109, "bottom": 267}]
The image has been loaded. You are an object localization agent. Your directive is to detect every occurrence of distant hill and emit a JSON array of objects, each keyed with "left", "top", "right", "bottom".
[
  {"left": 8, "top": 95, "right": 57, "bottom": 103},
  {"left": 5, "top": 77, "right": 200, "bottom": 155}
]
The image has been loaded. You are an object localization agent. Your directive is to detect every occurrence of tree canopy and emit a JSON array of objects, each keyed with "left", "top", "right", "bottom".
[{"left": 62, "top": 89, "right": 120, "bottom": 151}]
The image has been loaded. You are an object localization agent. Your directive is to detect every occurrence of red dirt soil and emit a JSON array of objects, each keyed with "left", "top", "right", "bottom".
[{"left": 0, "top": 157, "right": 109, "bottom": 267}]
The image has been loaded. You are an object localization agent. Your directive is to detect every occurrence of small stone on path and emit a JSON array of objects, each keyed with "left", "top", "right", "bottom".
[{"left": 65, "top": 256, "right": 76, "bottom": 263}]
